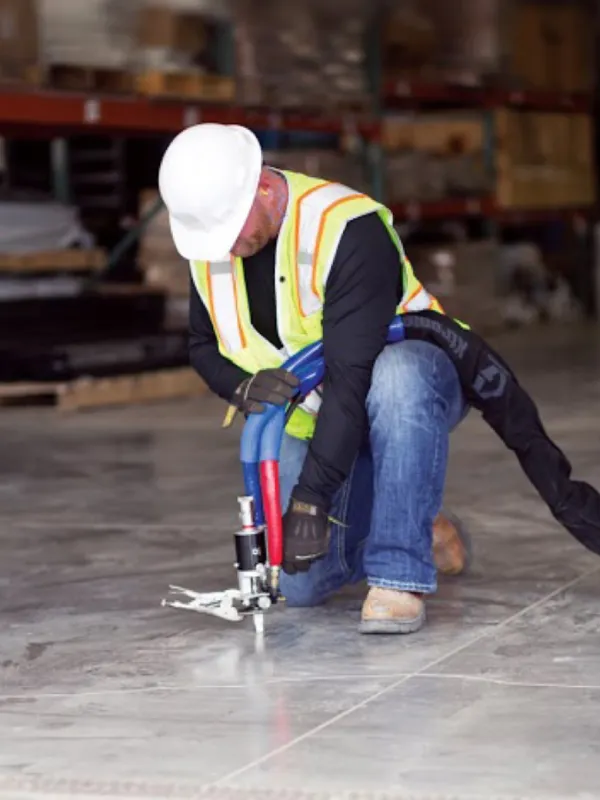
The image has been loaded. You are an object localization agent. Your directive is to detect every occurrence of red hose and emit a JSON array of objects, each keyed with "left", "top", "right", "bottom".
[{"left": 260, "top": 460, "right": 283, "bottom": 567}]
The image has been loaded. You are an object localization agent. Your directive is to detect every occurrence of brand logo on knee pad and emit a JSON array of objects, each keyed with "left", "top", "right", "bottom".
[
  {"left": 403, "top": 314, "right": 468, "bottom": 359},
  {"left": 474, "top": 355, "right": 508, "bottom": 399}
]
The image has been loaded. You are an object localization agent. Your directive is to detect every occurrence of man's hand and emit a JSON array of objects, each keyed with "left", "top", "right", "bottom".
[
  {"left": 233, "top": 368, "right": 299, "bottom": 414},
  {"left": 282, "top": 497, "right": 330, "bottom": 574}
]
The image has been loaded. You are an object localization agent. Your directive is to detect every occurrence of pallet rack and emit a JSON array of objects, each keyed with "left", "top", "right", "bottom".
[{"left": 0, "top": 81, "right": 593, "bottom": 224}]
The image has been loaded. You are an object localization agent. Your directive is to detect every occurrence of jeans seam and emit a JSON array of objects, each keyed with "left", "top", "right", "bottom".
[
  {"left": 431, "top": 346, "right": 450, "bottom": 418},
  {"left": 365, "top": 343, "right": 448, "bottom": 590},
  {"left": 368, "top": 577, "right": 437, "bottom": 593}
]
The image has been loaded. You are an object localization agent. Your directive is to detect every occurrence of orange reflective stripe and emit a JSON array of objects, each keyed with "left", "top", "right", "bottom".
[
  {"left": 205, "top": 262, "right": 224, "bottom": 345},
  {"left": 294, "top": 181, "right": 330, "bottom": 316},
  {"left": 401, "top": 285, "right": 422, "bottom": 311},
  {"left": 310, "top": 193, "right": 366, "bottom": 301},
  {"left": 205, "top": 260, "right": 247, "bottom": 352},
  {"left": 229, "top": 256, "right": 247, "bottom": 349}
]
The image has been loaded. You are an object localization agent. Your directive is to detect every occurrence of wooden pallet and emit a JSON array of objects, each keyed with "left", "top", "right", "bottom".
[
  {"left": 0, "top": 248, "right": 107, "bottom": 274},
  {"left": 44, "top": 64, "right": 134, "bottom": 94},
  {"left": 135, "top": 70, "right": 235, "bottom": 102},
  {"left": 0, "top": 62, "right": 43, "bottom": 87},
  {"left": 0, "top": 368, "right": 207, "bottom": 412}
]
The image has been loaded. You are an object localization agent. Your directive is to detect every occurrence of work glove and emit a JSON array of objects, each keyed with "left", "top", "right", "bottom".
[
  {"left": 282, "top": 496, "right": 330, "bottom": 574},
  {"left": 233, "top": 368, "right": 299, "bottom": 415}
]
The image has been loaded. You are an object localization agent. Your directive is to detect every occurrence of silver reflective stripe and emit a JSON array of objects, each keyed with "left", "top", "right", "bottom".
[
  {"left": 296, "top": 249, "right": 321, "bottom": 316},
  {"left": 295, "top": 183, "right": 377, "bottom": 317},
  {"left": 401, "top": 286, "right": 433, "bottom": 312},
  {"left": 209, "top": 260, "right": 244, "bottom": 353}
]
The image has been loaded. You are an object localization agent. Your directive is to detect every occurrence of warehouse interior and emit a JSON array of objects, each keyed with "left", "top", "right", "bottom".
[{"left": 1, "top": 0, "right": 600, "bottom": 798}]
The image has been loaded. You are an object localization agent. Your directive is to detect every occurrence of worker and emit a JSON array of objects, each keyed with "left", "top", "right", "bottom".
[{"left": 158, "top": 122, "right": 471, "bottom": 635}]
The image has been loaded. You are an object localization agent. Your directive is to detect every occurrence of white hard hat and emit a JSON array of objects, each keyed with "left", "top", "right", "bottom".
[{"left": 158, "top": 123, "right": 262, "bottom": 261}]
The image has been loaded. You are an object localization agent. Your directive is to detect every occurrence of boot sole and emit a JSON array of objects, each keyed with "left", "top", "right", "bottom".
[{"left": 359, "top": 608, "right": 426, "bottom": 635}]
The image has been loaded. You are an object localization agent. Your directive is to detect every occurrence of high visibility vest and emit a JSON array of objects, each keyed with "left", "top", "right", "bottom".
[{"left": 190, "top": 169, "right": 445, "bottom": 440}]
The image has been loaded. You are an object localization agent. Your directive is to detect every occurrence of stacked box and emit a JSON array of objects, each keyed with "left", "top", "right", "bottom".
[
  {"left": 382, "top": 2, "right": 440, "bottom": 84},
  {"left": 383, "top": 0, "right": 594, "bottom": 92},
  {"left": 509, "top": 3, "right": 594, "bottom": 93},
  {"left": 416, "top": 0, "right": 507, "bottom": 86},
  {"left": 39, "top": 0, "right": 136, "bottom": 69},
  {"left": 495, "top": 110, "right": 596, "bottom": 209},
  {"left": 134, "top": 2, "right": 230, "bottom": 75},
  {"left": 0, "top": 0, "right": 40, "bottom": 83},
  {"left": 383, "top": 113, "right": 492, "bottom": 204},
  {"left": 38, "top": 0, "right": 231, "bottom": 75},
  {"left": 264, "top": 150, "right": 371, "bottom": 194},
  {"left": 234, "top": 0, "right": 371, "bottom": 109},
  {"left": 138, "top": 190, "right": 189, "bottom": 298}
]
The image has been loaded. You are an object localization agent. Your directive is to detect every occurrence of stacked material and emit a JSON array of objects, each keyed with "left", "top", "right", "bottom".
[
  {"left": 495, "top": 111, "right": 595, "bottom": 209},
  {"left": 0, "top": 0, "right": 40, "bottom": 82},
  {"left": 0, "top": 200, "right": 94, "bottom": 253},
  {"left": 409, "top": 239, "right": 504, "bottom": 333},
  {"left": 234, "top": 0, "right": 371, "bottom": 109},
  {"left": 506, "top": 2, "right": 593, "bottom": 93},
  {"left": 383, "top": 0, "right": 594, "bottom": 92},
  {"left": 417, "top": 0, "right": 505, "bottom": 86},
  {"left": 381, "top": 2, "right": 438, "bottom": 84},
  {"left": 264, "top": 150, "right": 372, "bottom": 195},
  {"left": 134, "top": 0, "right": 230, "bottom": 75},
  {"left": 39, "top": 0, "right": 136, "bottom": 69},
  {"left": 383, "top": 113, "right": 491, "bottom": 204},
  {"left": 138, "top": 190, "right": 189, "bottom": 299},
  {"left": 38, "top": 0, "right": 231, "bottom": 75}
]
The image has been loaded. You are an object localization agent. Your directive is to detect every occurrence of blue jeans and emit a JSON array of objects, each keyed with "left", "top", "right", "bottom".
[{"left": 278, "top": 340, "right": 467, "bottom": 607}]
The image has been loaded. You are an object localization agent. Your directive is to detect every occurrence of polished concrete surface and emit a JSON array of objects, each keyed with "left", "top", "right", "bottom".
[{"left": 1, "top": 324, "right": 600, "bottom": 800}]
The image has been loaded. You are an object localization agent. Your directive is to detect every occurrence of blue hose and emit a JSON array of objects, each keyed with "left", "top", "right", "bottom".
[{"left": 240, "top": 315, "right": 406, "bottom": 506}]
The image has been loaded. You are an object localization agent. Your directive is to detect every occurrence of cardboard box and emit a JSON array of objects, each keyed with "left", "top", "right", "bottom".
[
  {"left": 137, "top": 6, "right": 208, "bottom": 54},
  {"left": 383, "top": 8, "right": 437, "bottom": 75},
  {"left": 494, "top": 109, "right": 596, "bottom": 209},
  {"left": 0, "top": 0, "right": 39, "bottom": 67},
  {"left": 383, "top": 113, "right": 486, "bottom": 154},
  {"left": 509, "top": 3, "right": 594, "bottom": 92},
  {"left": 138, "top": 189, "right": 189, "bottom": 298}
]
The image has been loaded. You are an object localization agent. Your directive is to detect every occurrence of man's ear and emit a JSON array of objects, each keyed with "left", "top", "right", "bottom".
[{"left": 258, "top": 168, "right": 270, "bottom": 194}]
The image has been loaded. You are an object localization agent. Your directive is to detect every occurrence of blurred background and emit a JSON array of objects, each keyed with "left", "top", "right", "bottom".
[{"left": 0, "top": 0, "right": 597, "bottom": 410}]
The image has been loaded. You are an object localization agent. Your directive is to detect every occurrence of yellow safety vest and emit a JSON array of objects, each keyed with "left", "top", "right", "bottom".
[{"left": 190, "top": 169, "right": 445, "bottom": 440}]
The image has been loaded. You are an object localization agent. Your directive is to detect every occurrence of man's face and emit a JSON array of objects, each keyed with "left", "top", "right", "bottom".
[{"left": 231, "top": 193, "right": 271, "bottom": 258}]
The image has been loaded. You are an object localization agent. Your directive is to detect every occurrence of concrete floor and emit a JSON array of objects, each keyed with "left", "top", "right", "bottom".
[{"left": 2, "top": 324, "right": 600, "bottom": 800}]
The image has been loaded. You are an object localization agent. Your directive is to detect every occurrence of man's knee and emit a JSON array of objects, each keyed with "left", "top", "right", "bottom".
[
  {"left": 279, "top": 570, "right": 328, "bottom": 608},
  {"left": 368, "top": 340, "right": 460, "bottom": 419}
]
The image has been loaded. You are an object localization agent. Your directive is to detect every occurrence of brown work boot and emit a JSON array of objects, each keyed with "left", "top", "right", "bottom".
[
  {"left": 432, "top": 512, "right": 470, "bottom": 576},
  {"left": 359, "top": 587, "right": 425, "bottom": 635}
]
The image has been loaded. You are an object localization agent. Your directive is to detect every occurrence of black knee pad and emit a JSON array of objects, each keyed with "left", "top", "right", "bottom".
[{"left": 401, "top": 311, "right": 600, "bottom": 557}]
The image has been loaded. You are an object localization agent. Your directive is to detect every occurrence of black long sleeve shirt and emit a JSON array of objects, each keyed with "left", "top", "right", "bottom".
[{"left": 189, "top": 212, "right": 403, "bottom": 509}]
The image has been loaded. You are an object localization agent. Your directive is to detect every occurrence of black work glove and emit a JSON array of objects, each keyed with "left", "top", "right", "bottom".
[
  {"left": 232, "top": 368, "right": 300, "bottom": 415},
  {"left": 282, "top": 496, "right": 330, "bottom": 575}
]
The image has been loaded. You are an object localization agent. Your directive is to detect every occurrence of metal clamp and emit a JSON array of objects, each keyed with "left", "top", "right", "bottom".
[{"left": 161, "top": 584, "right": 272, "bottom": 633}]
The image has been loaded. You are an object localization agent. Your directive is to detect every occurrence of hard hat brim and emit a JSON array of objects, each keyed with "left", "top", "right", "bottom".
[{"left": 167, "top": 126, "right": 263, "bottom": 262}]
